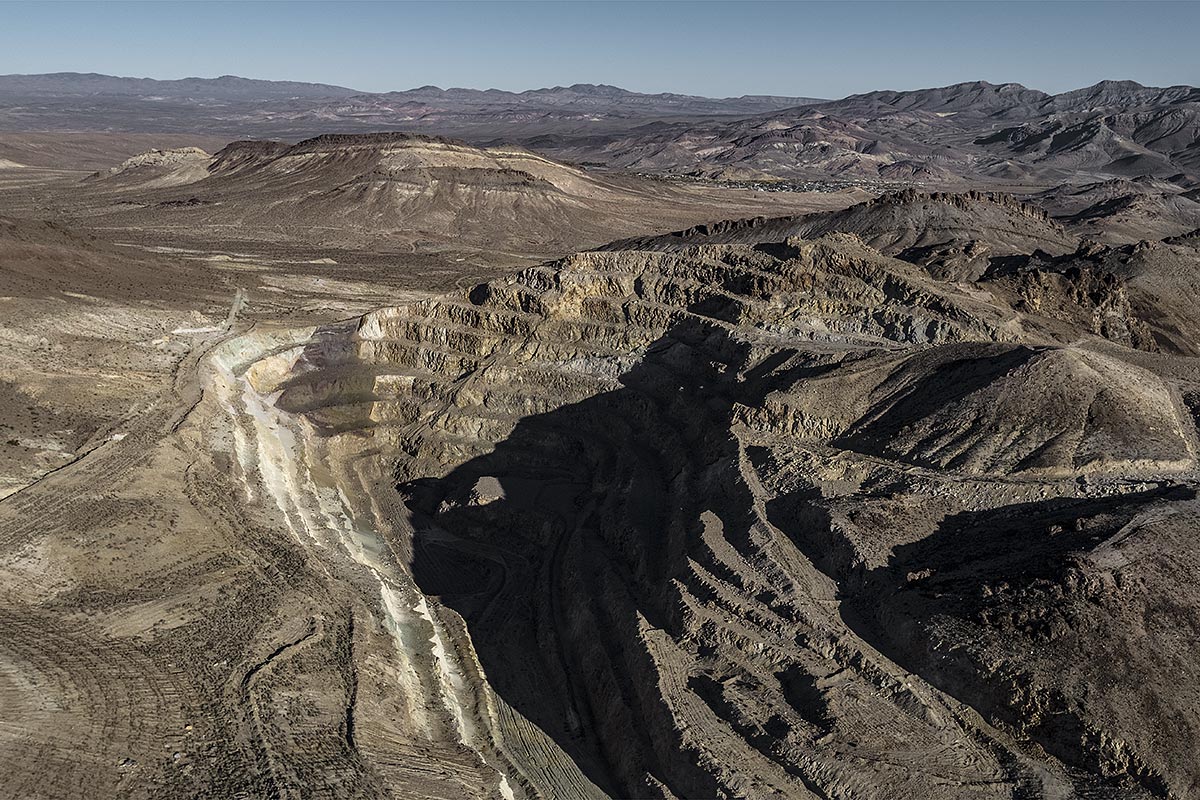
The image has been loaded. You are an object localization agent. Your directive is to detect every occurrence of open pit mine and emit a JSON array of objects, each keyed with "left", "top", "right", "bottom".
[
  {"left": 17, "top": 229, "right": 1188, "bottom": 799},
  {"left": 2, "top": 77, "right": 1200, "bottom": 800}
]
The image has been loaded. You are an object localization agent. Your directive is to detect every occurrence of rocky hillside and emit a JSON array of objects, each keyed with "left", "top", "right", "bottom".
[
  {"left": 200, "top": 226, "right": 1200, "bottom": 798},
  {"left": 531, "top": 80, "right": 1200, "bottom": 188},
  {"left": 606, "top": 191, "right": 1080, "bottom": 280},
  {"left": 1034, "top": 177, "right": 1200, "bottom": 242}
]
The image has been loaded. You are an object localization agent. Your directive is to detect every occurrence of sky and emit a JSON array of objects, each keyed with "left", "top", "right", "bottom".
[{"left": 2, "top": 0, "right": 1198, "bottom": 98}]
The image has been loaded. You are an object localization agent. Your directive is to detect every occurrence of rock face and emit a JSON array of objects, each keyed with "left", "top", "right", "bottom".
[
  {"left": 984, "top": 238, "right": 1200, "bottom": 355},
  {"left": 84, "top": 146, "right": 212, "bottom": 188},
  {"left": 218, "top": 230, "right": 1199, "bottom": 798}
]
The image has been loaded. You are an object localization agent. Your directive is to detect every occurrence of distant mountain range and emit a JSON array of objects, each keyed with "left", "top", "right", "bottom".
[
  {"left": 0, "top": 72, "right": 363, "bottom": 99},
  {"left": 534, "top": 79, "right": 1200, "bottom": 187},
  {"left": 0, "top": 72, "right": 821, "bottom": 106},
  {"left": 830, "top": 79, "right": 1199, "bottom": 116},
  {"left": 0, "top": 72, "right": 823, "bottom": 128},
  {"left": 1, "top": 73, "right": 1197, "bottom": 191}
]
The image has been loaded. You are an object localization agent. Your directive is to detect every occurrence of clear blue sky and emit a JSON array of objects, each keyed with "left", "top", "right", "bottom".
[{"left": 3, "top": 0, "right": 1198, "bottom": 97}]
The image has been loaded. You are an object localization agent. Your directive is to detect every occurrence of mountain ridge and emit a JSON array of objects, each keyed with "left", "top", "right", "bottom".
[
  {"left": 3, "top": 72, "right": 1195, "bottom": 105},
  {"left": 3, "top": 74, "right": 1197, "bottom": 187},
  {"left": 0, "top": 72, "right": 824, "bottom": 109}
]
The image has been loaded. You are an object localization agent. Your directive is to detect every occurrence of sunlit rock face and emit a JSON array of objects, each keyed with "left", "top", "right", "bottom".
[{"left": 219, "top": 232, "right": 1198, "bottom": 799}]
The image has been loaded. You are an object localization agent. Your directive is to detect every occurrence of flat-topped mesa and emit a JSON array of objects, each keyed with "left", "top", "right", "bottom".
[
  {"left": 80, "top": 129, "right": 746, "bottom": 255},
  {"left": 207, "top": 133, "right": 548, "bottom": 180},
  {"left": 202, "top": 139, "right": 285, "bottom": 173},
  {"left": 208, "top": 132, "right": 584, "bottom": 184},
  {"left": 284, "top": 131, "right": 464, "bottom": 152}
]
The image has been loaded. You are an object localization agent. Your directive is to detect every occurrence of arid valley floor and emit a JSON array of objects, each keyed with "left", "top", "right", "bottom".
[{"left": 1, "top": 74, "right": 1200, "bottom": 800}]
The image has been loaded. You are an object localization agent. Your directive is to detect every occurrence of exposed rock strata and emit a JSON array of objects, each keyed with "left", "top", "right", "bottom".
[{"left": 220, "top": 233, "right": 1199, "bottom": 798}]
